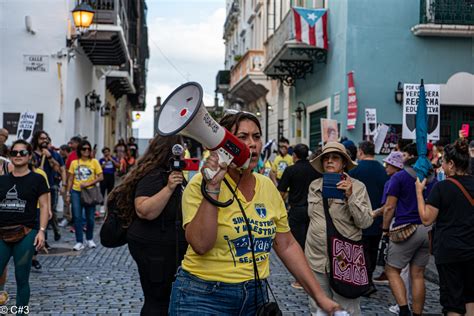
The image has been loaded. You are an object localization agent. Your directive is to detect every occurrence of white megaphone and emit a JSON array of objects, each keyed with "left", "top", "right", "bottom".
[{"left": 156, "top": 82, "right": 251, "bottom": 180}]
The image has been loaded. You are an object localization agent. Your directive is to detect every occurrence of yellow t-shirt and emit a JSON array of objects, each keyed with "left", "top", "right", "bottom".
[
  {"left": 68, "top": 158, "right": 103, "bottom": 191},
  {"left": 272, "top": 154, "right": 293, "bottom": 180},
  {"left": 34, "top": 168, "right": 50, "bottom": 208},
  {"left": 181, "top": 173, "right": 290, "bottom": 283}
]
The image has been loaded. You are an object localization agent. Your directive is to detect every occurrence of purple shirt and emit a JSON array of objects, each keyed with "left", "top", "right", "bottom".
[
  {"left": 381, "top": 179, "right": 391, "bottom": 205},
  {"left": 386, "top": 169, "right": 436, "bottom": 227}
]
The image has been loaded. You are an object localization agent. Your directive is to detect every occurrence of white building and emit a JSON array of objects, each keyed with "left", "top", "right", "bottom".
[{"left": 0, "top": 0, "right": 149, "bottom": 149}]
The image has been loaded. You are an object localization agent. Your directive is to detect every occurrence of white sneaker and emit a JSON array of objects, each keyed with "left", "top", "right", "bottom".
[
  {"left": 58, "top": 218, "right": 68, "bottom": 227},
  {"left": 388, "top": 305, "right": 399, "bottom": 314},
  {"left": 86, "top": 240, "right": 97, "bottom": 248},
  {"left": 73, "top": 242, "right": 85, "bottom": 251}
]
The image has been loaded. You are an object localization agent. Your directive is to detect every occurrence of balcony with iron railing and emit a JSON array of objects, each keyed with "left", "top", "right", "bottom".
[
  {"left": 228, "top": 50, "right": 269, "bottom": 104},
  {"left": 263, "top": 8, "right": 328, "bottom": 86},
  {"left": 412, "top": 0, "right": 474, "bottom": 36},
  {"left": 215, "top": 70, "right": 230, "bottom": 94},
  {"left": 78, "top": 0, "right": 131, "bottom": 65}
]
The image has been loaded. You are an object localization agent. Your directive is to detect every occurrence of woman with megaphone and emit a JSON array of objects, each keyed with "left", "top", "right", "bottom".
[{"left": 169, "top": 111, "right": 340, "bottom": 315}]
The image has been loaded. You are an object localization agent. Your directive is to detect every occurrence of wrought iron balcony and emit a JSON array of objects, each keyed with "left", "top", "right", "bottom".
[
  {"left": 229, "top": 50, "right": 269, "bottom": 103},
  {"left": 216, "top": 70, "right": 230, "bottom": 94},
  {"left": 263, "top": 8, "right": 328, "bottom": 86},
  {"left": 412, "top": 0, "right": 474, "bottom": 36},
  {"left": 78, "top": 0, "right": 130, "bottom": 65}
]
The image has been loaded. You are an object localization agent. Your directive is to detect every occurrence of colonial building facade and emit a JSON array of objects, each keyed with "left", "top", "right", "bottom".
[
  {"left": 0, "top": 0, "right": 149, "bottom": 149},
  {"left": 217, "top": 0, "right": 473, "bottom": 150}
]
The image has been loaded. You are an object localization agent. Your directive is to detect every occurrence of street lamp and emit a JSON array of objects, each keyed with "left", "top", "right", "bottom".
[
  {"left": 72, "top": 2, "right": 95, "bottom": 30},
  {"left": 295, "top": 101, "right": 306, "bottom": 121},
  {"left": 100, "top": 103, "right": 111, "bottom": 117},
  {"left": 395, "top": 81, "right": 404, "bottom": 104},
  {"left": 85, "top": 90, "right": 100, "bottom": 111}
]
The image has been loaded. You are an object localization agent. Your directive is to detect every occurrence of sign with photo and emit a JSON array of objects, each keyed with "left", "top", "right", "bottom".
[
  {"left": 23, "top": 55, "right": 49, "bottom": 72},
  {"left": 365, "top": 108, "right": 377, "bottom": 136},
  {"left": 321, "top": 118, "right": 339, "bottom": 143},
  {"left": 362, "top": 123, "right": 402, "bottom": 155},
  {"left": 402, "top": 83, "right": 440, "bottom": 141}
]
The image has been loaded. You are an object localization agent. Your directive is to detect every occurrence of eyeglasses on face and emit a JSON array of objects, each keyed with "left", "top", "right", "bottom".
[
  {"left": 81, "top": 147, "right": 91, "bottom": 152},
  {"left": 10, "top": 150, "right": 30, "bottom": 157}
]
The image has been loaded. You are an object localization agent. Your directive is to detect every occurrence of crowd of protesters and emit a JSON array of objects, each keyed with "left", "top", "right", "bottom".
[
  {"left": 0, "top": 130, "right": 138, "bottom": 310},
  {"left": 1, "top": 118, "right": 473, "bottom": 316}
]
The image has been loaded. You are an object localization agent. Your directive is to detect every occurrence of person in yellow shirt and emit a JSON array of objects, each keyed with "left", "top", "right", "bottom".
[
  {"left": 65, "top": 140, "right": 103, "bottom": 251},
  {"left": 169, "top": 112, "right": 339, "bottom": 315},
  {"left": 272, "top": 137, "right": 293, "bottom": 182}
]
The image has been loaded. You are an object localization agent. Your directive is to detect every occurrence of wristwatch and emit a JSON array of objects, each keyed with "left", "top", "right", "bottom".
[{"left": 40, "top": 227, "right": 46, "bottom": 232}]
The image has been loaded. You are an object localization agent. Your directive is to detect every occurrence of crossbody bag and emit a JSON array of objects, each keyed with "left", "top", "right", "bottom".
[{"left": 323, "top": 198, "right": 370, "bottom": 299}]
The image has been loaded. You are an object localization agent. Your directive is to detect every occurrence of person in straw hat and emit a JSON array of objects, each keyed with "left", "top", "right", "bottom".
[{"left": 305, "top": 142, "right": 373, "bottom": 316}]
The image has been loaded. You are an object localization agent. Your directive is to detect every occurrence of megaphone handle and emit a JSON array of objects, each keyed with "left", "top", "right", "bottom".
[{"left": 202, "top": 148, "right": 234, "bottom": 181}]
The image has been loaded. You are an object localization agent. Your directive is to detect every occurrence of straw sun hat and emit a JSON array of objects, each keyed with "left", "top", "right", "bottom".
[{"left": 310, "top": 142, "right": 357, "bottom": 174}]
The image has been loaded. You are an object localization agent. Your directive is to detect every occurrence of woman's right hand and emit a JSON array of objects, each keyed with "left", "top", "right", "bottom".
[
  {"left": 202, "top": 151, "right": 228, "bottom": 189},
  {"left": 318, "top": 296, "right": 341, "bottom": 315},
  {"left": 65, "top": 195, "right": 70, "bottom": 205},
  {"left": 167, "top": 171, "right": 184, "bottom": 191}
]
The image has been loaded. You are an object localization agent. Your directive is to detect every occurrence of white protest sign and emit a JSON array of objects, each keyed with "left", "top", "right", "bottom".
[
  {"left": 402, "top": 84, "right": 440, "bottom": 141},
  {"left": 16, "top": 112, "right": 37, "bottom": 143},
  {"left": 365, "top": 108, "right": 377, "bottom": 136},
  {"left": 374, "top": 123, "right": 389, "bottom": 154}
]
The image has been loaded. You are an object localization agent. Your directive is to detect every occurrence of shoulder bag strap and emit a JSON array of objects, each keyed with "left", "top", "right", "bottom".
[
  {"left": 446, "top": 177, "right": 474, "bottom": 206},
  {"left": 223, "top": 178, "right": 278, "bottom": 309},
  {"left": 323, "top": 198, "right": 337, "bottom": 235}
]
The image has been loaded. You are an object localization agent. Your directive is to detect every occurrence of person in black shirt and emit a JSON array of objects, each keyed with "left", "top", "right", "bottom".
[
  {"left": 0, "top": 139, "right": 49, "bottom": 310},
  {"left": 277, "top": 143, "right": 321, "bottom": 289},
  {"left": 416, "top": 139, "right": 474, "bottom": 316},
  {"left": 108, "top": 134, "right": 188, "bottom": 315}
]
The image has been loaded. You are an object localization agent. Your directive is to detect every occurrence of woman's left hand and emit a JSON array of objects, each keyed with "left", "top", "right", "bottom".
[
  {"left": 336, "top": 172, "right": 353, "bottom": 198},
  {"left": 34, "top": 231, "right": 45, "bottom": 251},
  {"left": 415, "top": 177, "right": 427, "bottom": 194}
]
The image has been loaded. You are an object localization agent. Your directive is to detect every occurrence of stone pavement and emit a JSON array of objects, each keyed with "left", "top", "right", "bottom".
[{"left": 3, "top": 218, "right": 443, "bottom": 315}]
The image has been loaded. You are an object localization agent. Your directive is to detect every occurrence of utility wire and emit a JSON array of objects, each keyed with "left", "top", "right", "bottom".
[{"left": 149, "top": 37, "right": 190, "bottom": 81}]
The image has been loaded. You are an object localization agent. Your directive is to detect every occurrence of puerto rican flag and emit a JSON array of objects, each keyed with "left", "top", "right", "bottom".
[{"left": 292, "top": 7, "right": 328, "bottom": 50}]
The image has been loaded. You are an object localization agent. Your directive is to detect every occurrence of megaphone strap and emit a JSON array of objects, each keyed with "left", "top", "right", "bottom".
[{"left": 200, "top": 178, "right": 236, "bottom": 208}]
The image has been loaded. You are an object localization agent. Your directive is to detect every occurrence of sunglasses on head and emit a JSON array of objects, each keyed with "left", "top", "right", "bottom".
[
  {"left": 81, "top": 147, "right": 91, "bottom": 152},
  {"left": 224, "top": 109, "right": 258, "bottom": 118},
  {"left": 10, "top": 150, "right": 30, "bottom": 157}
]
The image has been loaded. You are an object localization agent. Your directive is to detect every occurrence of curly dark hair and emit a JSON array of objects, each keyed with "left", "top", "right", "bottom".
[
  {"left": 108, "top": 134, "right": 182, "bottom": 227},
  {"left": 444, "top": 138, "right": 470, "bottom": 173},
  {"left": 31, "top": 130, "right": 49, "bottom": 151}
]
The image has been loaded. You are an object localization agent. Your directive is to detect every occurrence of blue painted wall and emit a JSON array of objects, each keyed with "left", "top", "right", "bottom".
[{"left": 295, "top": 0, "right": 474, "bottom": 143}]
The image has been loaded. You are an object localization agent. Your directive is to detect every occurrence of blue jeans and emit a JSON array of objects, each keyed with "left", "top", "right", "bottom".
[
  {"left": 169, "top": 268, "right": 268, "bottom": 316},
  {"left": 70, "top": 190, "right": 95, "bottom": 242}
]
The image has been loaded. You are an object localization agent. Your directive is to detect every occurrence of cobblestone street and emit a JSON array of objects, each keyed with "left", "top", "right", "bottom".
[{"left": 3, "top": 218, "right": 442, "bottom": 315}]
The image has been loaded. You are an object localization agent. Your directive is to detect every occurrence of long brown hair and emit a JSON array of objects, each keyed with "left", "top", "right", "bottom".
[{"left": 108, "top": 134, "right": 182, "bottom": 226}]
